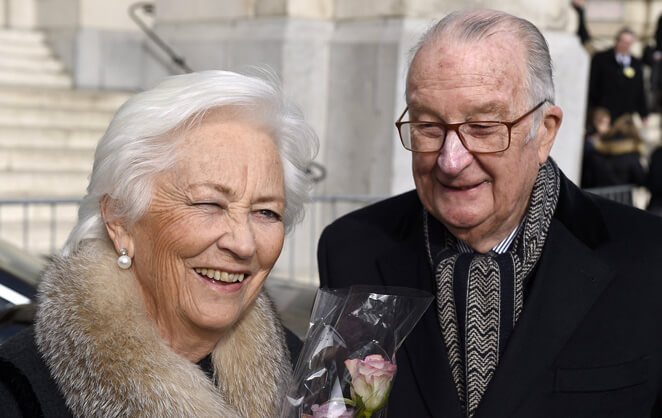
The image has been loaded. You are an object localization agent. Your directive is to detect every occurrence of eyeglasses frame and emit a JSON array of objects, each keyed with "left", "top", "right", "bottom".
[{"left": 395, "top": 100, "right": 548, "bottom": 154}]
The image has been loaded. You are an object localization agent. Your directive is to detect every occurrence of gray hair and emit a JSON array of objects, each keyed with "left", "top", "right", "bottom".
[
  {"left": 408, "top": 9, "right": 555, "bottom": 139},
  {"left": 62, "top": 70, "right": 319, "bottom": 256}
]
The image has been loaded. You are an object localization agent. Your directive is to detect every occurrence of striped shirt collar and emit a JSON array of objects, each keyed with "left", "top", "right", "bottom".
[{"left": 456, "top": 221, "right": 522, "bottom": 255}]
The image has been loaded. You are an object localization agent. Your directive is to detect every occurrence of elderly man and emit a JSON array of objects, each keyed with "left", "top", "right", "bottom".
[
  {"left": 588, "top": 28, "right": 648, "bottom": 122},
  {"left": 318, "top": 9, "right": 662, "bottom": 418}
]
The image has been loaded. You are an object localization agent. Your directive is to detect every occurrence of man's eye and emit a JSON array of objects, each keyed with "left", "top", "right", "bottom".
[
  {"left": 413, "top": 124, "right": 444, "bottom": 137},
  {"left": 463, "top": 123, "right": 502, "bottom": 136}
]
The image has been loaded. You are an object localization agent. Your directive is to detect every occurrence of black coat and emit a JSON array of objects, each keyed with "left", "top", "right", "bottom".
[
  {"left": 318, "top": 172, "right": 662, "bottom": 417},
  {"left": 588, "top": 48, "right": 648, "bottom": 120}
]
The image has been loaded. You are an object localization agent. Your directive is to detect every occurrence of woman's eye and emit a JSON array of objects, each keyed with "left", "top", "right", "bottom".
[
  {"left": 257, "top": 209, "right": 282, "bottom": 221},
  {"left": 194, "top": 202, "right": 222, "bottom": 209}
]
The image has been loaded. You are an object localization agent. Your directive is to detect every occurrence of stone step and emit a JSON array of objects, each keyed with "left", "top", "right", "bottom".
[
  {"left": 0, "top": 107, "right": 113, "bottom": 129},
  {"left": 0, "top": 54, "right": 64, "bottom": 72},
  {"left": 0, "top": 29, "right": 45, "bottom": 44},
  {"left": 0, "top": 69, "right": 72, "bottom": 89},
  {"left": 0, "top": 86, "right": 129, "bottom": 111},
  {"left": 0, "top": 42, "right": 52, "bottom": 58},
  {"left": 0, "top": 126, "right": 103, "bottom": 150},
  {"left": 0, "top": 147, "right": 94, "bottom": 171},
  {"left": 0, "top": 171, "right": 88, "bottom": 197}
]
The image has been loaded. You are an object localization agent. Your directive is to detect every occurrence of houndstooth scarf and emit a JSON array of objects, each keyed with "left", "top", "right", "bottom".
[{"left": 423, "top": 159, "right": 560, "bottom": 417}]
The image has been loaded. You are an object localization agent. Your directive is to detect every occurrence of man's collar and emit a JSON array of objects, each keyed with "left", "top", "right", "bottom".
[{"left": 456, "top": 220, "right": 522, "bottom": 254}]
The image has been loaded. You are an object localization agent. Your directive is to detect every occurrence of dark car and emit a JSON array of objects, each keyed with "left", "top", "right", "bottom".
[{"left": 0, "top": 240, "right": 46, "bottom": 343}]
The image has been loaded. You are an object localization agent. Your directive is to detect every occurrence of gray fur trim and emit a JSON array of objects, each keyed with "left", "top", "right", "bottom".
[{"left": 35, "top": 240, "right": 291, "bottom": 417}]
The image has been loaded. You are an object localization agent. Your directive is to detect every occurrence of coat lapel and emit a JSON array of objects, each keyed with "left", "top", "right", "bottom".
[
  {"left": 376, "top": 215, "right": 464, "bottom": 418},
  {"left": 475, "top": 219, "right": 615, "bottom": 417}
]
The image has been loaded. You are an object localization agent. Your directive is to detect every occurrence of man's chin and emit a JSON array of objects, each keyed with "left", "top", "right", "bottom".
[{"left": 435, "top": 211, "right": 485, "bottom": 235}]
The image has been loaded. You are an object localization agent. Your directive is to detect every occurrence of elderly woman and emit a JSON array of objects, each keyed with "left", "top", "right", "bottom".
[{"left": 0, "top": 70, "right": 318, "bottom": 416}]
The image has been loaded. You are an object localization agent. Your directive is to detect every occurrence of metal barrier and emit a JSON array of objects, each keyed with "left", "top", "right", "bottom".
[
  {"left": 0, "top": 187, "right": 640, "bottom": 286},
  {"left": 0, "top": 195, "right": 385, "bottom": 286},
  {"left": 0, "top": 197, "right": 81, "bottom": 255},
  {"left": 584, "top": 184, "right": 636, "bottom": 206}
]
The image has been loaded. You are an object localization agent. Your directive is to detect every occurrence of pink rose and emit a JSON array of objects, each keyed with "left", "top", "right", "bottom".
[
  {"left": 344, "top": 354, "right": 397, "bottom": 412},
  {"left": 309, "top": 400, "right": 355, "bottom": 418}
]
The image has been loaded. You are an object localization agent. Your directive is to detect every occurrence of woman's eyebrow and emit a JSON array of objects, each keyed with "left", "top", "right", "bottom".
[{"left": 189, "top": 182, "right": 233, "bottom": 197}]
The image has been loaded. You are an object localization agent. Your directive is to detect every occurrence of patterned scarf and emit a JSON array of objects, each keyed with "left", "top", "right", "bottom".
[{"left": 423, "top": 159, "right": 560, "bottom": 417}]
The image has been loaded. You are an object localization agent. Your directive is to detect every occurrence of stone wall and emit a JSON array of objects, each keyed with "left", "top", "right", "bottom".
[{"left": 16, "top": 0, "right": 623, "bottom": 195}]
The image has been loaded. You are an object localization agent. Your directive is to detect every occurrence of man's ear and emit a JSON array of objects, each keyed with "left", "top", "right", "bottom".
[
  {"left": 537, "top": 104, "right": 563, "bottom": 165},
  {"left": 100, "top": 195, "right": 134, "bottom": 257}
]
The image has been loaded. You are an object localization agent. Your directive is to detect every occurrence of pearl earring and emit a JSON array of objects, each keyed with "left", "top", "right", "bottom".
[{"left": 117, "top": 248, "right": 132, "bottom": 270}]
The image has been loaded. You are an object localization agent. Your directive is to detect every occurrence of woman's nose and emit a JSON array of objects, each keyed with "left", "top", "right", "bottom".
[{"left": 216, "top": 214, "right": 257, "bottom": 259}]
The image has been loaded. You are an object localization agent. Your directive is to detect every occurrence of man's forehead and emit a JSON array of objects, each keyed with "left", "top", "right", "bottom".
[{"left": 410, "top": 34, "right": 524, "bottom": 76}]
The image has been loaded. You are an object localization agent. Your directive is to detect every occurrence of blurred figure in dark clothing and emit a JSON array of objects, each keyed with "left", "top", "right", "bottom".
[
  {"left": 647, "top": 147, "right": 662, "bottom": 215},
  {"left": 643, "top": 15, "right": 662, "bottom": 111},
  {"left": 589, "top": 28, "right": 649, "bottom": 122},
  {"left": 582, "top": 113, "right": 646, "bottom": 188},
  {"left": 572, "top": 0, "right": 594, "bottom": 54}
]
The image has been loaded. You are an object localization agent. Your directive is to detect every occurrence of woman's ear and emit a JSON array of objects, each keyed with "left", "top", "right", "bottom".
[{"left": 100, "top": 195, "right": 134, "bottom": 257}]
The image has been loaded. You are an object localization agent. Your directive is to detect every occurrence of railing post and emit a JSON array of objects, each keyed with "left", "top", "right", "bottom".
[
  {"left": 50, "top": 203, "right": 57, "bottom": 254},
  {"left": 2, "top": 0, "right": 8, "bottom": 28},
  {"left": 22, "top": 203, "right": 29, "bottom": 250},
  {"left": 309, "top": 200, "right": 316, "bottom": 283}
]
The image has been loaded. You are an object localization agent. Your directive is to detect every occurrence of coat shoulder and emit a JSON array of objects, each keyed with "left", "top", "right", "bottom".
[
  {"left": 320, "top": 190, "right": 421, "bottom": 243},
  {"left": 0, "top": 327, "right": 71, "bottom": 417},
  {"left": 557, "top": 176, "right": 662, "bottom": 259},
  {"left": 317, "top": 191, "right": 425, "bottom": 288}
]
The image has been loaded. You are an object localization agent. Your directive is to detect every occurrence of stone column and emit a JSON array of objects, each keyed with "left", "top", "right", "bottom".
[{"left": 151, "top": 0, "right": 588, "bottom": 197}]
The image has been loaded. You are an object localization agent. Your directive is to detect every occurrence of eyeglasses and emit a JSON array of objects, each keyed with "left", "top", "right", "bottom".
[{"left": 395, "top": 100, "right": 547, "bottom": 154}]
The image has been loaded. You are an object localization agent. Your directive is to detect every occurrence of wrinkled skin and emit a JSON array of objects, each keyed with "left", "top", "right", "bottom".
[
  {"left": 104, "top": 110, "right": 285, "bottom": 361},
  {"left": 407, "top": 33, "right": 562, "bottom": 252}
]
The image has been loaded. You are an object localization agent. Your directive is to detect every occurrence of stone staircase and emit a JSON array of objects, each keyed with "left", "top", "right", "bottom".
[{"left": 0, "top": 28, "right": 130, "bottom": 254}]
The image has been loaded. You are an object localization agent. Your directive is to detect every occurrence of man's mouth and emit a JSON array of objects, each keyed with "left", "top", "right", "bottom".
[
  {"left": 444, "top": 181, "right": 487, "bottom": 191},
  {"left": 194, "top": 268, "right": 245, "bottom": 283}
]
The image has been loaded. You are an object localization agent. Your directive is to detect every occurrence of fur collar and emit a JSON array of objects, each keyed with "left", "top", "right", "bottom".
[{"left": 34, "top": 240, "right": 291, "bottom": 417}]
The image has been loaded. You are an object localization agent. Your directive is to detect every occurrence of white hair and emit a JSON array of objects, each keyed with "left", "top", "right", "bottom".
[
  {"left": 62, "top": 70, "right": 319, "bottom": 256},
  {"left": 408, "top": 9, "right": 556, "bottom": 140}
]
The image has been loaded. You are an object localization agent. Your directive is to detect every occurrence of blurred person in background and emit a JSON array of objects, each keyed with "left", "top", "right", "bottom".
[
  {"left": 647, "top": 146, "right": 662, "bottom": 215},
  {"left": 0, "top": 70, "right": 318, "bottom": 417},
  {"left": 319, "top": 9, "right": 662, "bottom": 417},
  {"left": 582, "top": 111, "right": 646, "bottom": 188},
  {"left": 588, "top": 27, "right": 648, "bottom": 123}
]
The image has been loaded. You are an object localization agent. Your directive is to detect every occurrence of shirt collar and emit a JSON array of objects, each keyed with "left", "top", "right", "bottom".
[
  {"left": 615, "top": 53, "right": 631, "bottom": 67},
  {"left": 456, "top": 221, "right": 522, "bottom": 255}
]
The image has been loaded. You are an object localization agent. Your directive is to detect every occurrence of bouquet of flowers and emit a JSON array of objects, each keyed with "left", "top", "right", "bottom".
[{"left": 280, "top": 286, "right": 433, "bottom": 418}]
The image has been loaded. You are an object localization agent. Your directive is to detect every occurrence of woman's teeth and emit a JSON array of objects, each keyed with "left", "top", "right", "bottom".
[{"left": 195, "top": 268, "right": 245, "bottom": 283}]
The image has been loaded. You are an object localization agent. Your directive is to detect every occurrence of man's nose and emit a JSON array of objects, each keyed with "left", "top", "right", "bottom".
[
  {"left": 437, "top": 129, "right": 473, "bottom": 175},
  {"left": 216, "top": 214, "right": 257, "bottom": 259}
]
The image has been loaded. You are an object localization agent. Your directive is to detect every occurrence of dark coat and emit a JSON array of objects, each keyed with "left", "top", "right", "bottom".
[
  {"left": 318, "top": 172, "right": 662, "bottom": 417},
  {"left": 588, "top": 48, "right": 648, "bottom": 120},
  {"left": 0, "top": 328, "right": 71, "bottom": 417}
]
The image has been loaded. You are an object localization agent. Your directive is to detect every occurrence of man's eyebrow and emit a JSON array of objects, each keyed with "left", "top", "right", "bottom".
[
  {"left": 407, "top": 103, "right": 442, "bottom": 120},
  {"left": 408, "top": 101, "right": 508, "bottom": 122},
  {"left": 466, "top": 102, "right": 508, "bottom": 119}
]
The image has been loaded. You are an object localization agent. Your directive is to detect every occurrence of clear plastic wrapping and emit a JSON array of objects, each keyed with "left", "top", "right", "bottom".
[{"left": 281, "top": 286, "right": 433, "bottom": 418}]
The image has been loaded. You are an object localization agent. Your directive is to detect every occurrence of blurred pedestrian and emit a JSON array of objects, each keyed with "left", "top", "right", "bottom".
[
  {"left": 588, "top": 28, "right": 648, "bottom": 122},
  {"left": 647, "top": 147, "right": 662, "bottom": 215}
]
